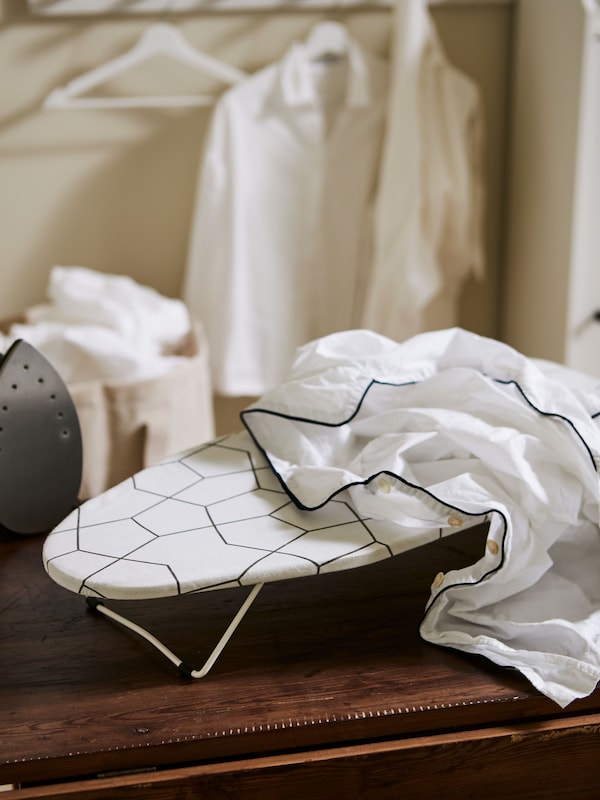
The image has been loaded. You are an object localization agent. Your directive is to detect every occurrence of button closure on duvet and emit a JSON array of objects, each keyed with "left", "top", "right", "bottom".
[
  {"left": 486, "top": 538, "right": 499, "bottom": 556},
  {"left": 433, "top": 571, "right": 445, "bottom": 589},
  {"left": 377, "top": 477, "right": 392, "bottom": 494},
  {"left": 447, "top": 513, "right": 464, "bottom": 528}
]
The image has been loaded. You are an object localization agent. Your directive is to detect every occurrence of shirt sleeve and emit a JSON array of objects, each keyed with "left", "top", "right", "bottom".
[{"left": 421, "top": 58, "right": 486, "bottom": 288}]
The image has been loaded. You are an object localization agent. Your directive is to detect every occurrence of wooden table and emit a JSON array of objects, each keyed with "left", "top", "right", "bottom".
[{"left": 1, "top": 524, "right": 599, "bottom": 798}]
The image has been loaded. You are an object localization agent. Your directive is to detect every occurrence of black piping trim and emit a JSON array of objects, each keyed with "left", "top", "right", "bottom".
[
  {"left": 420, "top": 507, "right": 509, "bottom": 624},
  {"left": 493, "top": 378, "right": 597, "bottom": 469},
  {"left": 242, "top": 378, "right": 415, "bottom": 430},
  {"left": 241, "top": 373, "right": 599, "bottom": 513},
  {"left": 241, "top": 372, "right": 597, "bottom": 625}
]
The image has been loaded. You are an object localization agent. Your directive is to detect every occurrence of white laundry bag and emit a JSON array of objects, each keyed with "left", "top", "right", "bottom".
[{"left": 70, "top": 319, "right": 214, "bottom": 498}]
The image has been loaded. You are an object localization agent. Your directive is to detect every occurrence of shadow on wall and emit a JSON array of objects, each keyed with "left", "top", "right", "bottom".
[
  {"left": 0, "top": 3, "right": 337, "bottom": 318},
  {"left": 0, "top": 0, "right": 512, "bottom": 345},
  {"left": 0, "top": 8, "right": 227, "bottom": 315},
  {"left": 0, "top": 110, "right": 213, "bottom": 312}
]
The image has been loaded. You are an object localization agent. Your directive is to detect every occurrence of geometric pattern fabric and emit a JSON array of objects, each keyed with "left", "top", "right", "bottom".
[{"left": 43, "top": 431, "right": 446, "bottom": 601}]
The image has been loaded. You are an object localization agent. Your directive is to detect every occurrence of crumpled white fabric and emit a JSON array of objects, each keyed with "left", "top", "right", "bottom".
[
  {"left": 241, "top": 328, "right": 600, "bottom": 707},
  {"left": 1, "top": 266, "right": 192, "bottom": 384}
]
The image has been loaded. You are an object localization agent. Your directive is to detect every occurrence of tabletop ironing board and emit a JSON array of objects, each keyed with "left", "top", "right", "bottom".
[{"left": 43, "top": 430, "right": 475, "bottom": 679}]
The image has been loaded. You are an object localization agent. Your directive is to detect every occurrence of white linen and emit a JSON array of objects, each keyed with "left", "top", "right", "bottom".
[
  {"left": 366, "top": 0, "right": 484, "bottom": 337},
  {"left": 241, "top": 328, "right": 600, "bottom": 708},
  {"left": 183, "top": 0, "right": 483, "bottom": 396},
  {"left": 3, "top": 266, "right": 192, "bottom": 384},
  {"left": 183, "top": 36, "right": 387, "bottom": 396}
]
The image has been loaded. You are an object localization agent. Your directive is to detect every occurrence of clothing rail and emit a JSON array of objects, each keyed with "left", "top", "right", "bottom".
[{"left": 28, "top": 0, "right": 514, "bottom": 16}]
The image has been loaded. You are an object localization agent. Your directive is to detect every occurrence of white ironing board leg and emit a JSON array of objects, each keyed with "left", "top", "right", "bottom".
[{"left": 86, "top": 582, "right": 264, "bottom": 679}]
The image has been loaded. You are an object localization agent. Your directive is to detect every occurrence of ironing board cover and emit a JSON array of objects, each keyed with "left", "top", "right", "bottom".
[{"left": 42, "top": 431, "right": 468, "bottom": 601}]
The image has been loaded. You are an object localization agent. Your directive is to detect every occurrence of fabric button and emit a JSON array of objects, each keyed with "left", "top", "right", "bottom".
[
  {"left": 433, "top": 571, "right": 444, "bottom": 589},
  {"left": 486, "top": 539, "right": 499, "bottom": 556},
  {"left": 447, "top": 513, "right": 464, "bottom": 528},
  {"left": 378, "top": 477, "right": 392, "bottom": 494}
]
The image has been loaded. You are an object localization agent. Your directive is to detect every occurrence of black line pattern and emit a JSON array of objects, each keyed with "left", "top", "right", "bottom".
[{"left": 43, "top": 432, "right": 453, "bottom": 601}]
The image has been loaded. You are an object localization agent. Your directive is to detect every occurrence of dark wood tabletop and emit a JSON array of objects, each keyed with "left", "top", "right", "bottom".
[{"left": 1, "top": 523, "right": 599, "bottom": 791}]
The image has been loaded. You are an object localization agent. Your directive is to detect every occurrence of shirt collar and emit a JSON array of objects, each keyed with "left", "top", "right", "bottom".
[{"left": 277, "top": 38, "right": 371, "bottom": 108}]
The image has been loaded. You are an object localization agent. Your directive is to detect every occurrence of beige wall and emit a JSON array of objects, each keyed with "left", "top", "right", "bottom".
[
  {"left": 501, "top": 0, "right": 598, "bottom": 368},
  {"left": 0, "top": 0, "right": 512, "bottom": 332}
]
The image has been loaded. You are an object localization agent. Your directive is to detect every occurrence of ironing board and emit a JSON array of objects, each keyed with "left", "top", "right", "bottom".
[{"left": 43, "top": 430, "right": 473, "bottom": 678}]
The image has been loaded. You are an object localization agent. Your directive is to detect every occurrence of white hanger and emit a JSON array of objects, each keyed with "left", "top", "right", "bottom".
[
  {"left": 304, "top": 20, "right": 350, "bottom": 64},
  {"left": 43, "top": 22, "right": 246, "bottom": 110}
]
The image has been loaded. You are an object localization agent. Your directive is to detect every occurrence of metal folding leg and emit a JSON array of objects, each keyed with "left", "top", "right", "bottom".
[{"left": 86, "top": 582, "right": 264, "bottom": 679}]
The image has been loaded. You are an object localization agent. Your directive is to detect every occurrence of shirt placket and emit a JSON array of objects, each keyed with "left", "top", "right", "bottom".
[{"left": 302, "top": 109, "right": 327, "bottom": 334}]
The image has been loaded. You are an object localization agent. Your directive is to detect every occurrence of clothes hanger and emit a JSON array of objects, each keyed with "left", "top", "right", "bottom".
[
  {"left": 43, "top": 22, "right": 246, "bottom": 110},
  {"left": 304, "top": 20, "right": 350, "bottom": 64}
]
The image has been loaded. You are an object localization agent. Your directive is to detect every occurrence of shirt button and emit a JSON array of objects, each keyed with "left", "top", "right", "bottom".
[
  {"left": 377, "top": 477, "right": 392, "bottom": 494},
  {"left": 447, "top": 513, "right": 464, "bottom": 528},
  {"left": 433, "top": 571, "right": 445, "bottom": 589},
  {"left": 486, "top": 539, "right": 499, "bottom": 555}
]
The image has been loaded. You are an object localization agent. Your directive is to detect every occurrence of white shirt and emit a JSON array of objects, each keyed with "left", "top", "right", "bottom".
[
  {"left": 367, "top": 0, "right": 484, "bottom": 336},
  {"left": 184, "top": 37, "right": 387, "bottom": 396},
  {"left": 242, "top": 328, "right": 600, "bottom": 708},
  {"left": 184, "top": 1, "right": 483, "bottom": 396}
]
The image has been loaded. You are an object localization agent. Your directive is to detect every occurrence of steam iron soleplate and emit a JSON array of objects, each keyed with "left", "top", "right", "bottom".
[{"left": 0, "top": 340, "right": 82, "bottom": 534}]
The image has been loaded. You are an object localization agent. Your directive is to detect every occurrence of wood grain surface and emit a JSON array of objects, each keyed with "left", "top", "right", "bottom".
[{"left": 1, "top": 524, "right": 598, "bottom": 789}]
